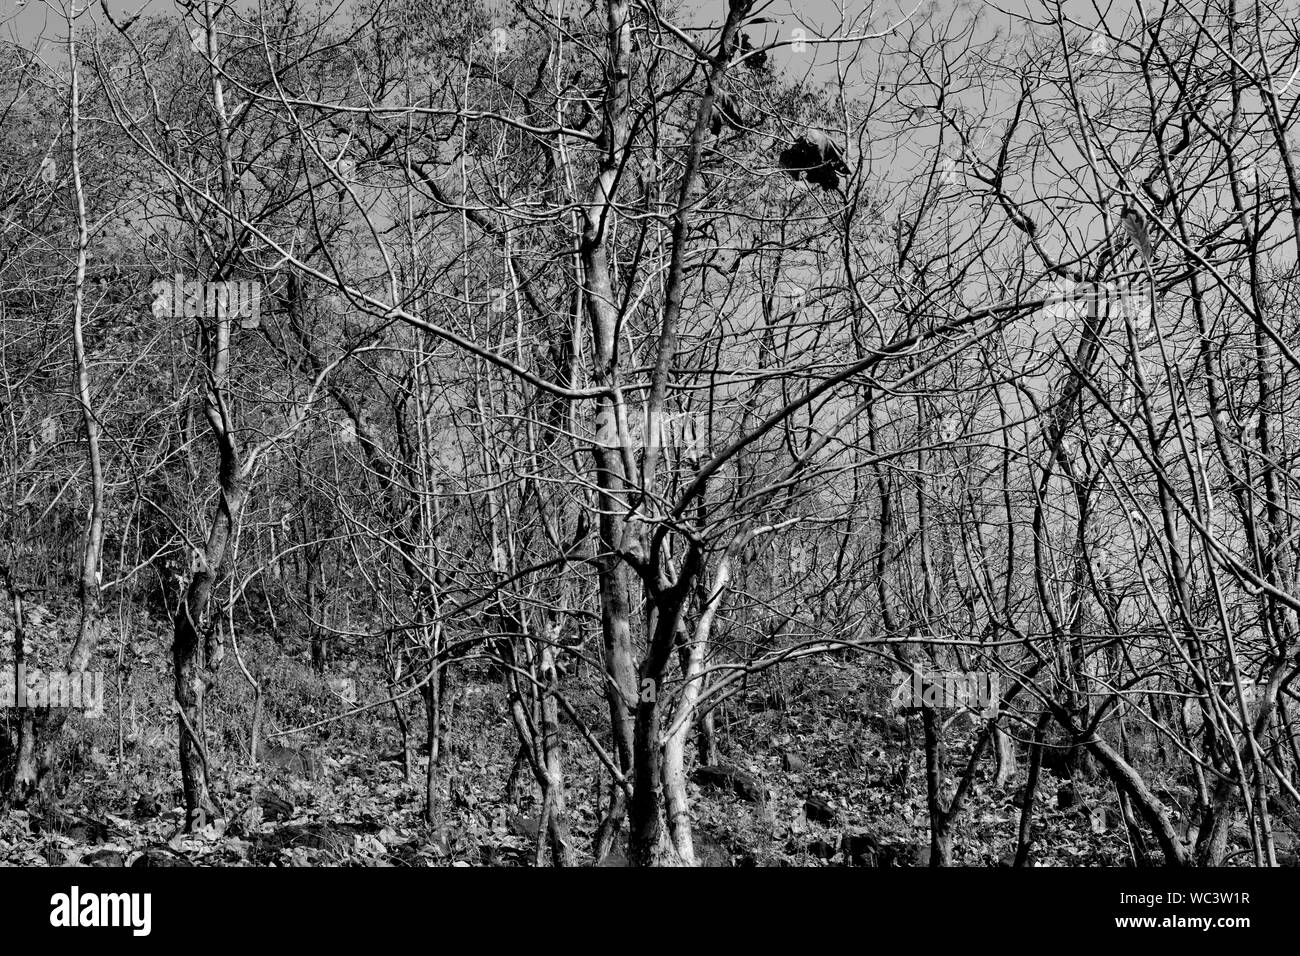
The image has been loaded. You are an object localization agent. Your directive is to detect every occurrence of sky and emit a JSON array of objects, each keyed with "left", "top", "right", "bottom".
[
  {"left": 0, "top": 0, "right": 1112, "bottom": 60},
  {"left": 0, "top": 0, "right": 1150, "bottom": 138},
  {"left": 6, "top": 0, "right": 1288, "bottom": 273}
]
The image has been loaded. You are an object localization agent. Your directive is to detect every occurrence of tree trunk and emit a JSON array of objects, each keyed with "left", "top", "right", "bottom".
[
  {"left": 539, "top": 643, "right": 573, "bottom": 866},
  {"left": 993, "top": 720, "right": 1016, "bottom": 789},
  {"left": 6, "top": 580, "right": 37, "bottom": 804}
]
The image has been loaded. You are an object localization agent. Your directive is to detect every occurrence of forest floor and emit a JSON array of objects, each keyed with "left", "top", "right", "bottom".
[{"left": 1, "top": 598, "right": 1296, "bottom": 866}]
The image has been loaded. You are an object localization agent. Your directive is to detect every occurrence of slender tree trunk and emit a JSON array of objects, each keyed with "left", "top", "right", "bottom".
[
  {"left": 6, "top": 579, "right": 37, "bottom": 803},
  {"left": 539, "top": 642, "right": 573, "bottom": 866},
  {"left": 422, "top": 657, "right": 441, "bottom": 827},
  {"left": 1015, "top": 714, "right": 1050, "bottom": 866}
]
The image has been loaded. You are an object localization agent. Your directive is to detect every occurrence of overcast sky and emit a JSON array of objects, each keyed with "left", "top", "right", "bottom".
[{"left": 0, "top": 0, "right": 1118, "bottom": 61}]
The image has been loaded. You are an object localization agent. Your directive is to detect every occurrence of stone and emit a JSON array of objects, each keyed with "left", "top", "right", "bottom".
[
  {"left": 132, "top": 846, "right": 194, "bottom": 867},
  {"left": 693, "top": 764, "right": 764, "bottom": 803},
  {"left": 804, "top": 795, "right": 839, "bottom": 825},
  {"left": 83, "top": 849, "right": 126, "bottom": 867},
  {"left": 878, "top": 842, "right": 927, "bottom": 867},
  {"left": 840, "top": 831, "right": 880, "bottom": 866},
  {"left": 807, "top": 838, "right": 836, "bottom": 859},
  {"left": 257, "top": 790, "right": 295, "bottom": 822},
  {"left": 254, "top": 823, "right": 357, "bottom": 861}
]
